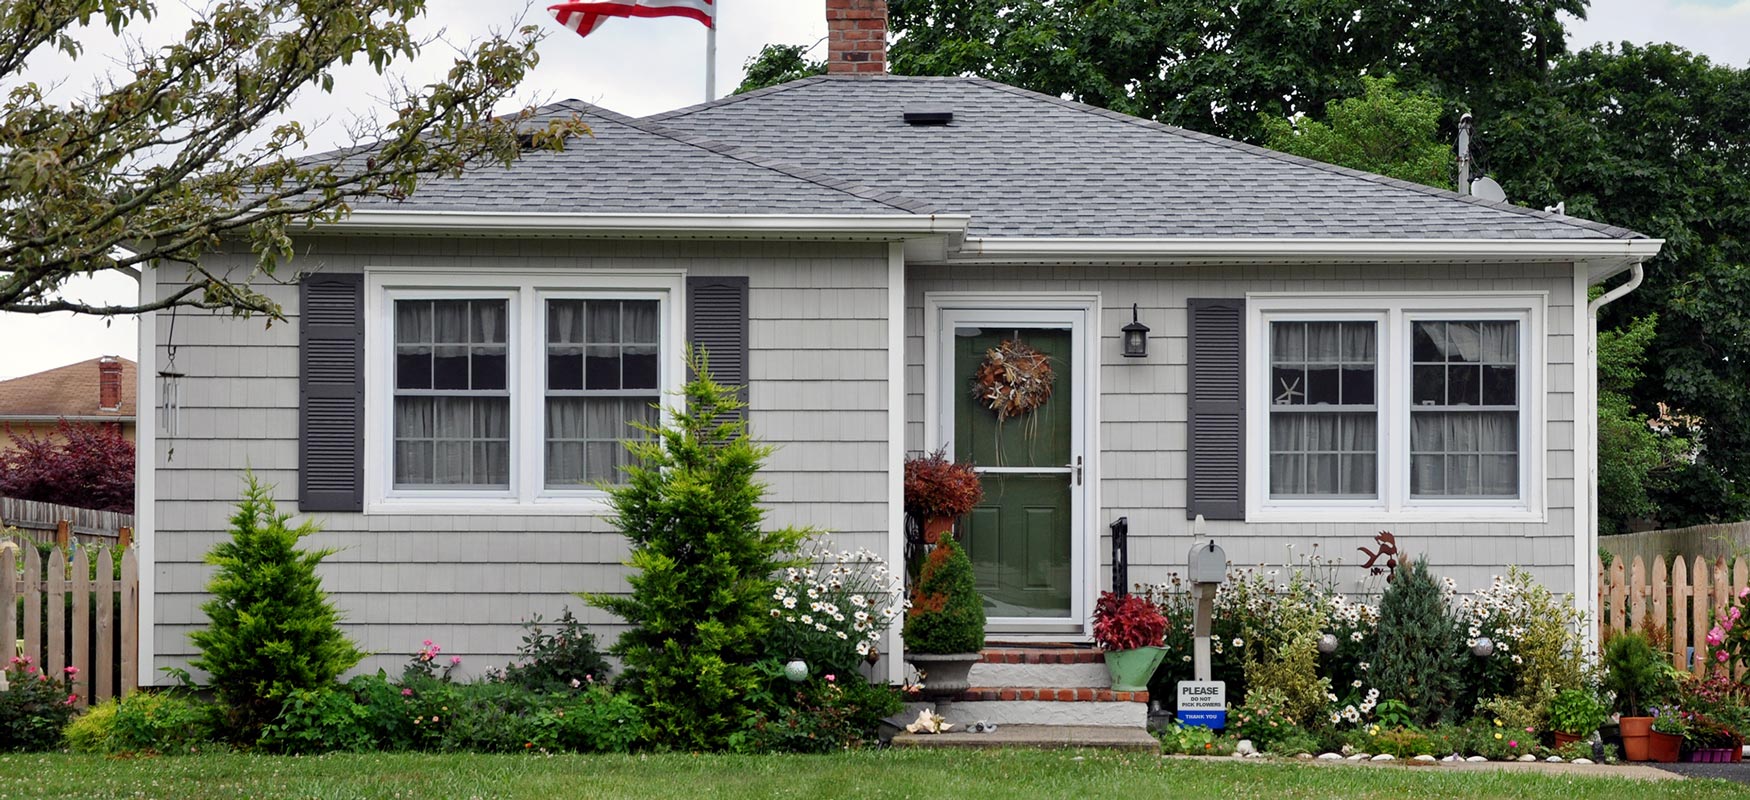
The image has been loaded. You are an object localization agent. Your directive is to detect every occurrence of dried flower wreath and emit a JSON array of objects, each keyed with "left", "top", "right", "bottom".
[{"left": 972, "top": 339, "right": 1054, "bottom": 420}]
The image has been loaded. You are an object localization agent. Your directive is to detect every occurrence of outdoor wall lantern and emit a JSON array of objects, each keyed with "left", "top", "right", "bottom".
[{"left": 1121, "top": 303, "right": 1150, "bottom": 358}]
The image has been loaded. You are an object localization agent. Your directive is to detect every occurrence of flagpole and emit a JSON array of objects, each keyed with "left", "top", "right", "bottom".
[{"left": 704, "top": 1, "right": 717, "bottom": 100}]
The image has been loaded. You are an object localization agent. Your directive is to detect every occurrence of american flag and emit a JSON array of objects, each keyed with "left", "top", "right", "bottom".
[{"left": 548, "top": 0, "right": 715, "bottom": 38}]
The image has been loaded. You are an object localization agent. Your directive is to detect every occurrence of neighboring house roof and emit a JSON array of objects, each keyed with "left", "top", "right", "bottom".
[
  {"left": 0, "top": 357, "right": 136, "bottom": 423},
  {"left": 343, "top": 101, "right": 934, "bottom": 217},
  {"left": 650, "top": 75, "right": 1643, "bottom": 241}
]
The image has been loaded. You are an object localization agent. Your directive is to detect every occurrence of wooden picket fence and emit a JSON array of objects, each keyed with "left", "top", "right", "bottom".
[
  {"left": 2, "top": 539, "right": 139, "bottom": 705},
  {"left": 1598, "top": 555, "right": 1747, "bottom": 679}
]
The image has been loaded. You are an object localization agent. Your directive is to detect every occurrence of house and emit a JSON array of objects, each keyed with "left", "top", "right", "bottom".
[
  {"left": 0, "top": 356, "right": 136, "bottom": 442},
  {"left": 134, "top": 0, "right": 1659, "bottom": 714}
]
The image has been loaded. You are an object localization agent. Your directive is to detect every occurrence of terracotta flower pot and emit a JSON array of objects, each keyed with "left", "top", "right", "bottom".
[
  {"left": 1619, "top": 716, "right": 1653, "bottom": 761},
  {"left": 1553, "top": 731, "right": 1582, "bottom": 749},
  {"left": 921, "top": 516, "right": 955, "bottom": 545},
  {"left": 1646, "top": 730, "right": 1682, "bottom": 763}
]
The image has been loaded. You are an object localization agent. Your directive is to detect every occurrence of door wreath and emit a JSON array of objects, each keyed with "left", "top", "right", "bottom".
[{"left": 972, "top": 339, "right": 1054, "bottom": 420}]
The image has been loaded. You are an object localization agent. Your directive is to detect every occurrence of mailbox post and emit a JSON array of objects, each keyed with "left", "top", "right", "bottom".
[{"left": 1177, "top": 525, "right": 1228, "bottom": 729}]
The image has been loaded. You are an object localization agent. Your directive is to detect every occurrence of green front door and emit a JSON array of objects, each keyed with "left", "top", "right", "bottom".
[{"left": 952, "top": 325, "right": 1076, "bottom": 620}]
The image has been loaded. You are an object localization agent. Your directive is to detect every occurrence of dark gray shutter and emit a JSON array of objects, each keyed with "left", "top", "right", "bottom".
[
  {"left": 686, "top": 276, "right": 750, "bottom": 412},
  {"left": 299, "top": 273, "right": 365, "bottom": 512},
  {"left": 1187, "top": 298, "right": 1246, "bottom": 520}
]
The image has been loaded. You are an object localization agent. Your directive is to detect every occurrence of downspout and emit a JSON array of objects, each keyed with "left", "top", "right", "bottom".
[{"left": 1580, "top": 260, "right": 1645, "bottom": 651}]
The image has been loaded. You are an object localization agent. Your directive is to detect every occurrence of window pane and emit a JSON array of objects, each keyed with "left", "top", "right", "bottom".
[
  {"left": 1447, "top": 364, "right": 1481, "bottom": 405},
  {"left": 1409, "top": 411, "right": 1518, "bottom": 499},
  {"left": 393, "top": 396, "right": 509, "bottom": 489},
  {"left": 1445, "top": 322, "right": 1480, "bottom": 363},
  {"left": 433, "top": 346, "right": 469, "bottom": 389},
  {"left": 1306, "top": 366, "right": 1340, "bottom": 405},
  {"left": 1306, "top": 322, "right": 1342, "bottom": 361},
  {"left": 1342, "top": 323, "right": 1376, "bottom": 361},
  {"left": 396, "top": 301, "right": 431, "bottom": 344},
  {"left": 1271, "top": 367, "right": 1305, "bottom": 405},
  {"left": 545, "top": 397, "right": 657, "bottom": 487},
  {"left": 585, "top": 346, "right": 622, "bottom": 390},
  {"left": 396, "top": 348, "right": 431, "bottom": 390},
  {"left": 1272, "top": 322, "right": 1305, "bottom": 363},
  {"left": 1269, "top": 454, "right": 1303, "bottom": 496},
  {"left": 1342, "top": 454, "right": 1377, "bottom": 495},
  {"left": 1479, "top": 322, "right": 1517, "bottom": 363},
  {"left": 1481, "top": 455, "right": 1519, "bottom": 496},
  {"left": 588, "top": 300, "right": 621, "bottom": 344},
  {"left": 472, "top": 302, "right": 507, "bottom": 345},
  {"left": 625, "top": 301, "right": 660, "bottom": 343},
  {"left": 433, "top": 301, "right": 469, "bottom": 344},
  {"left": 549, "top": 300, "right": 585, "bottom": 344},
  {"left": 473, "top": 347, "right": 507, "bottom": 391},
  {"left": 1412, "top": 322, "right": 1444, "bottom": 362},
  {"left": 1411, "top": 454, "right": 1445, "bottom": 496},
  {"left": 548, "top": 349, "right": 583, "bottom": 390},
  {"left": 1267, "top": 411, "right": 1376, "bottom": 498},
  {"left": 1341, "top": 367, "right": 1374, "bottom": 405},
  {"left": 1412, "top": 365, "right": 1445, "bottom": 405},
  {"left": 1482, "top": 366, "right": 1517, "bottom": 406},
  {"left": 623, "top": 346, "right": 659, "bottom": 390}
]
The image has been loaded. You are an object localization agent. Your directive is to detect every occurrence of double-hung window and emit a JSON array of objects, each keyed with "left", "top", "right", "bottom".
[
  {"left": 1249, "top": 296, "right": 1542, "bottom": 520},
  {"left": 370, "top": 273, "right": 681, "bottom": 512}
]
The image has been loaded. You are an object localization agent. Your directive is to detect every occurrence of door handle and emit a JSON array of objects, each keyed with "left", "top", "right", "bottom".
[{"left": 1068, "top": 456, "right": 1083, "bottom": 486}]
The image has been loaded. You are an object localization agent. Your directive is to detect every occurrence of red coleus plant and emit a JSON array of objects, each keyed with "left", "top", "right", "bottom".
[{"left": 1092, "top": 591, "right": 1167, "bottom": 651}]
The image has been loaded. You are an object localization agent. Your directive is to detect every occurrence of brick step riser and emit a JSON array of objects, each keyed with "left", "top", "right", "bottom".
[
  {"left": 909, "top": 700, "right": 1147, "bottom": 729},
  {"left": 968, "top": 660, "right": 1112, "bottom": 689}
]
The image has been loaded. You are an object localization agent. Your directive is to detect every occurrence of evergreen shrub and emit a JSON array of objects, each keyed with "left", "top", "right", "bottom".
[
  {"left": 1369, "top": 557, "right": 1464, "bottom": 726},
  {"left": 587, "top": 350, "right": 809, "bottom": 751},
  {"left": 188, "top": 475, "right": 364, "bottom": 737},
  {"left": 902, "top": 536, "right": 985, "bottom": 654}
]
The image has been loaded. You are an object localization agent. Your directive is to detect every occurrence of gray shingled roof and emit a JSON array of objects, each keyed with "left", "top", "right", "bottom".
[
  {"left": 651, "top": 75, "right": 1642, "bottom": 240},
  {"left": 346, "top": 100, "right": 932, "bottom": 216}
]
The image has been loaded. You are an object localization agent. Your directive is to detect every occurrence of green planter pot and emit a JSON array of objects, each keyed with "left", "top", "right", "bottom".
[{"left": 1104, "top": 646, "right": 1167, "bottom": 692}]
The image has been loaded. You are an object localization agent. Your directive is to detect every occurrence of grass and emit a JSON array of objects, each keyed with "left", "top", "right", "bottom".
[{"left": 3, "top": 750, "right": 1747, "bottom": 800}]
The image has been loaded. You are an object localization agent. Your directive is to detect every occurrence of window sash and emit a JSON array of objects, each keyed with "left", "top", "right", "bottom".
[{"left": 1266, "top": 319, "right": 1380, "bottom": 499}]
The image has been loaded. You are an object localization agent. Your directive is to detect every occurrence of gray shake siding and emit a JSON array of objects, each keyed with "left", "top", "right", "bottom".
[
  {"left": 904, "top": 262, "right": 1579, "bottom": 596},
  {"left": 151, "top": 238, "right": 895, "bottom": 677}
]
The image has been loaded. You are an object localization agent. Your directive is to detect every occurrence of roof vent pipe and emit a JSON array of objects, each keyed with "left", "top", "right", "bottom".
[{"left": 1457, "top": 113, "right": 1473, "bottom": 195}]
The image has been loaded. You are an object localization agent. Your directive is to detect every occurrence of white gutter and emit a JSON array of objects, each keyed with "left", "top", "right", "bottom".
[
  {"left": 316, "top": 210, "right": 972, "bottom": 239},
  {"left": 1577, "top": 259, "right": 1647, "bottom": 651},
  {"left": 949, "top": 236, "right": 1665, "bottom": 264}
]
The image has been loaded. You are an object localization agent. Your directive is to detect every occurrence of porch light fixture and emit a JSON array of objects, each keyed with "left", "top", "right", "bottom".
[{"left": 1121, "top": 303, "right": 1150, "bottom": 358}]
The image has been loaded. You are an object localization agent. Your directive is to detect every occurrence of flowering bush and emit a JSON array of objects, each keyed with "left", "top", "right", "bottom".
[
  {"left": 1713, "top": 585, "right": 1750, "bottom": 672},
  {"left": 769, "top": 546, "right": 906, "bottom": 675},
  {"left": 1091, "top": 591, "right": 1166, "bottom": 651},
  {"left": 402, "top": 639, "right": 463, "bottom": 683},
  {"left": 1, "top": 656, "right": 78, "bottom": 751},
  {"left": 497, "top": 609, "right": 611, "bottom": 693}
]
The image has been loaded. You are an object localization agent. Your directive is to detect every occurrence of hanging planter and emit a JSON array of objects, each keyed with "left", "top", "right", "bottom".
[{"left": 972, "top": 339, "right": 1054, "bottom": 420}]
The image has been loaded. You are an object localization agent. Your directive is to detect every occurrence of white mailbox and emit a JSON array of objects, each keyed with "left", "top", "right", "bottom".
[{"left": 1188, "top": 541, "right": 1227, "bottom": 585}]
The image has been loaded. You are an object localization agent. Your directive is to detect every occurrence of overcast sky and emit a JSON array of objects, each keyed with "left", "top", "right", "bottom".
[{"left": 1, "top": 0, "right": 1746, "bottom": 380}]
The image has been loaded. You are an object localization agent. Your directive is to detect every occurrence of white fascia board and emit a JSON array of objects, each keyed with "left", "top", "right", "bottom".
[
  {"left": 316, "top": 210, "right": 972, "bottom": 240},
  {"left": 947, "top": 237, "right": 1665, "bottom": 266}
]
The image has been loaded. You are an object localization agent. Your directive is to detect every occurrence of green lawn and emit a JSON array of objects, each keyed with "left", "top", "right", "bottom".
[{"left": 2, "top": 750, "right": 1744, "bottom": 800}]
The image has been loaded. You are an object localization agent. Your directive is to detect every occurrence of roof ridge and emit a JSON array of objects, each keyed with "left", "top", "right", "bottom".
[
  {"left": 646, "top": 75, "right": 836, "bottom": 123},
  {"left": 959, "top": 77, "right": 1641, "bottom": 241},
  {"left": 542, "top": 97, "right": 939, "bottom": 215}
]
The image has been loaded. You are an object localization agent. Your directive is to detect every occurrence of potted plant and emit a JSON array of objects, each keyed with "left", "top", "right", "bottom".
[
  {"left": 904, "top": 449, "right": 983, "bottom": 544},
  {"left": 1092, "top": 591, "right": 1168, "bottom": 692},
  {"left": 1648, "top": 708, "right": 1686, "bottom": 763},
  {"left": 1685, "top": 713, "right": 1742, "bottom": 763},
  {"left": 1549, "top": 688, "right": 1609, "bottom": 749},
  {"left": 1603, "top": 631, "right": 1670, "bottom": 760},
  {"left": 903, "top": 536, "right": 986, "bottom": 701}
]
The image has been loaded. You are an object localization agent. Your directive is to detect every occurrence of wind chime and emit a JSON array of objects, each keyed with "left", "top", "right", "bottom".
[{"left": 158, "top": 306, "right": 185, "bottom": 459}]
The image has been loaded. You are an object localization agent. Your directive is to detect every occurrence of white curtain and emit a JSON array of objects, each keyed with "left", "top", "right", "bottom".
[
  {"left": 1411, "top": 410, "right": 1517, "bottom": 496},
  {"left": 545, "top": 397, "right": 658, "bottom": 487},
  {"left": 1268, "top": 412, "right": 1377, "bottom": 496},
  {"left": 393, "top": 396, "right": 510, "bottom": 488}
]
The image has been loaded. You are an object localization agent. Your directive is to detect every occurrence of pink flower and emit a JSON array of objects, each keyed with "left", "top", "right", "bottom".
[
  {"left": 1740, "top": 587, "right": 1749, "bottom": 600},
  {"left": 1718, "top": 649, "right": 1731, "bottom": 664},
  {"left": 825, "top": 674, "right": 836, "bottom": 683},
  {"left": 423, "top": 639, "right": 433, "bottom": 647},
  {"left": 402, "top": 688, "right": 414, "bottom": 697},
  {"left": 570, "top": 678, "right": 582, "bottom": 689},
  {"left": 450, "top": 656, "right": 462, "bottom": 666},
  {"left": 1709, "top": 627, "right": 1728, "bottom": 647},
  {"left": 64, "top": 694, "right": 78, "bottom": 705},
  {"left": 1509, "top": 740, "right": 1518, "bottom": 748},
  {"left": 432, "top": 716, "right": 440, "bottom": 723},
  {"left": 64, "top": 666, "right": 78, "bottom": 676},
  {"left": 1733, "top": 607, "right": 1743, "bottom": 621}
]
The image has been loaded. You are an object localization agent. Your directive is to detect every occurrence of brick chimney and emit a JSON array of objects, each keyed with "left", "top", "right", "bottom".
[
  {"left": 826, "top": 0, "right": 887, "bottom": 74},
  {"left": 98, "top": 356, "right": 122, "bottom": 411}
]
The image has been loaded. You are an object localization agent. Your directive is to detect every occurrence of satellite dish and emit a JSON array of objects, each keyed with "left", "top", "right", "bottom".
[{"left": 1470, "top": 176, "right": 1507, "bottom": 203}]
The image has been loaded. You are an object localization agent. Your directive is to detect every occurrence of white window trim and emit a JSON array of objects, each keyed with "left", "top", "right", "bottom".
[
  {"left": 1245, "top": 292, "right": 1546, "bottom": 523},
  {"left": 364, "top": 268, "right": 686, "bottom": 515}
]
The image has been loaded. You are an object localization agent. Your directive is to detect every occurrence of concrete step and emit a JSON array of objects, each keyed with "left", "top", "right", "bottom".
[
  {"left": 891, "top": 724, "right": 1160, "bottom": 752},
  {"left": 971, "top": 645, "right": 1111, "bottom": 689}
]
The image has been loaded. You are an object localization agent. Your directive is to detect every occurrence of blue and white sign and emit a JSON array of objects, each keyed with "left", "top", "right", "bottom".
[{"left": 1176, "top": 680, "right": 1227, "bottom": 729}]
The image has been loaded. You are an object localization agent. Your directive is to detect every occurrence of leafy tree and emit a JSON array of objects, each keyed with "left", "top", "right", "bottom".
[
  {"left": 587, "top": 350, "right": 810, "bottom": 751},
  {"left": 887, "top": 0, "right": 1583, "bottom": 144},
  {"left": 0, "top": 420, "right": 133, "bottom": 512},
  {"left": 734, "top": 42, "right": 825, "bottom": 95},
  {"left": 1369, "top": 557, "right": 1463, "bottom": 727},
  {"left": 189, "top": 474, "right": 364, "bottom": 738},
  {"left": 1263, "top": 76, "right": 1454, "bottom": 189},
  {"left": 1483, "top": 43, "right": 1750, "bottom": 526},
  {"left": 0, "top": 0, "right": 579, "bottom": 318}
]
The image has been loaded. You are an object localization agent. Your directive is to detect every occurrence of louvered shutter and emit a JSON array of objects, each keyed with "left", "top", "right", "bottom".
[
  {"left": 687, "top": 276, "right": 749, "bottom": 416},
  {"left": 1186, "top": 298, "right": 1246, "bottom": 520},
  {"left": 299, "top": 273, "right": 365, "bottom": 512}
]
